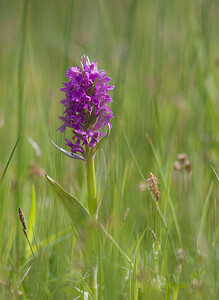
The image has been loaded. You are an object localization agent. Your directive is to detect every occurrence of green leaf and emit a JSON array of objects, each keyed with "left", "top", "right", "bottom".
[
  {"left": 46, "top": 175, "right": 132, "bottom": 266},
  {"left": 46, "top": 174, "right": 91, "bottom": 232},
  {"left": 49, "top": 135, "right": 86, "bottom": 161}
]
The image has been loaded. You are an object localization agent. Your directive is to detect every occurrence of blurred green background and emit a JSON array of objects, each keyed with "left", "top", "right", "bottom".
[{"left": 0, "top": 0, "right": 219, "bottom": 299}]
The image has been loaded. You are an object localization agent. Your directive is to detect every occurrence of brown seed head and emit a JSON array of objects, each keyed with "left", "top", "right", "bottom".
[
  {"left": 150, "top": 228, "right": 161, "bottom": 250},
  {"left": 147, "top": 172, "right": 160, "bottom": 204},
  {"left": 18, "top": 207, "right": 28, "bottom": 238},
  {"left": 174, "top": 153, "right": 191, "bottom": 173},
  {"left": 174, "top": 161, "right": 182, "bottom": 170},
  {"left": 178, "top": 153, "right": 187, "bottom": 162}
]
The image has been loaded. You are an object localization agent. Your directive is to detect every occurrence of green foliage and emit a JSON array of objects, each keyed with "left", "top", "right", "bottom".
[
  {"left": 46, "top": 174, "right": 91, "bottom": 232},
  {"left": 0, "top": 0, "right": 219, "bottom": 299}
]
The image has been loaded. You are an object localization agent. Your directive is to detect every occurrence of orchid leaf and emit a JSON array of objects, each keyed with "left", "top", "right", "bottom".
[
  {"left": 46, "top": 175, "right": 91, "bottom": 231},
  {"left": 46, "top": 175, "right": 131, "bottom": 264},
  {"left": 49, "top": 135, "right": 86, "bottom": 161}
]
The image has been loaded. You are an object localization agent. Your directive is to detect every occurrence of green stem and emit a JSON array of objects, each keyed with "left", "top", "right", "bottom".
[
  {"left": 26, "top": 236, "right": 35, "bottom": 258},
  {"left": 86, "top": 154, "right": 97, "bottom": 218},
  {"left": 85, "top": 150, "right": 98, "bottom": 298},
  {"left": 89, "top": 264, "right": 98, "bottom": 299}
]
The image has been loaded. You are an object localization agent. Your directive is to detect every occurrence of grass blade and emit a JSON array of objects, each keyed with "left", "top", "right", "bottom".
[
  {"left": 197, "top": 182, "right": 214, "bottom": 249},
  {"left": 121, "top": 126, "right": 177, "bottom": 257},
  {"left": 146, "top": 133, "right": 182, "bottom": 247},
  {"left": 0, "top": 130, "right": 23, "bottom": 185},
  {"left": 97, "top": 222, "right": 133, "bottom": 266},
  {"left": 210, "top": 165, "right": 219, "bottom": 181}
]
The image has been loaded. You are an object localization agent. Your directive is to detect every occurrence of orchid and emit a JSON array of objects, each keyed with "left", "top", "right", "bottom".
[{"left": 58, "top": 55, "right": 114, "bottom": 158}]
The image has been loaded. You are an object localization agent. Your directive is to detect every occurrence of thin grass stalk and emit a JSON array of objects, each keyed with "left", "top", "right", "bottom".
[
  {"left": 0, "top": 130, "right": 22, "bottom": 185},
  {"left": 121, "top": 125, "right": 177, "bottom": 257},
  {"left": 17, "top": 0, "right": 28, "bottom": 134},
  {"left": 146, "top": 133, "right": 182, "bottom": 248},
  {"left": 18, "top": 207, "right": 35, "bottom": 258},
  {"left": 15, "top": 0, "right": 29, "bottom": 262},
  {"left": 28, "top": 40, "right": 54, "bottom": 175},
  {"left": 55, "top": 0, "right": 75, "bottom": 177},
  {"left": 196, "top": 182, "right": 213, "bottom": 250},
  {"left": 17, "top": 0, "right": 28, "bottom": 174}
]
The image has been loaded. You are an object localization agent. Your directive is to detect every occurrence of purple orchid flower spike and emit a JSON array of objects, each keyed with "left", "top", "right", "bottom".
[{"left": 57, "top": 55, "right": 114, "bottom": 159}]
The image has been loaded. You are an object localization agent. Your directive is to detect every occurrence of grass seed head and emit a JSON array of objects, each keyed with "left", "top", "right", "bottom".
[
  {"left": 18, "top": 207, "right": 28, "bottom": 238},
  {"left": 150, "top": 228, "right": 161, "bottom": 251},
  {"left": 147, "top": 172, "right": 160, "bottom": 204},
  {"left": 174, "top": 153, "right": 191, "bottom": 173}
]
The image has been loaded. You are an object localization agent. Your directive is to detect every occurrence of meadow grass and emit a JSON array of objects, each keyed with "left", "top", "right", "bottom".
[{"left": 0, "top": 0, "right": 219, "bottom": 299}]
